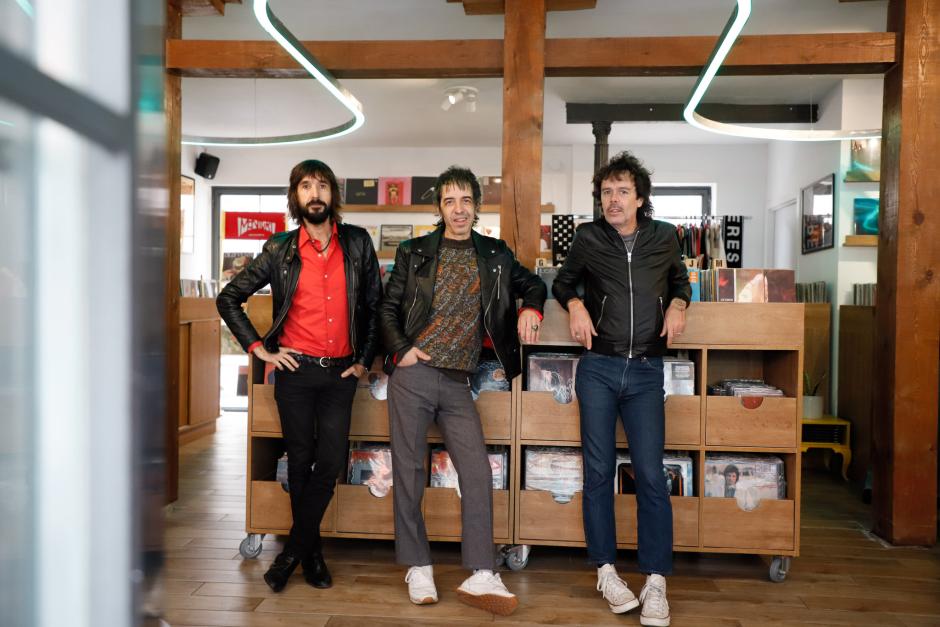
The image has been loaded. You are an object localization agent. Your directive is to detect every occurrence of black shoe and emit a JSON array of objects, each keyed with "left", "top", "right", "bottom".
[
  {"left": 263, "top": 552, "right": 301, "bottom": 592},
  {"left": 302, "top": 552, "right": 333, "bottom": 589}
]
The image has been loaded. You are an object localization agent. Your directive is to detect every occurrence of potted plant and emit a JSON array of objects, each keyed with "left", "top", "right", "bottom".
[{"left": 803, "top": 371, "right": 826, "bottom": 420}]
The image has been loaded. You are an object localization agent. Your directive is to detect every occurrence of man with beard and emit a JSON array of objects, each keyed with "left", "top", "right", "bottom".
[
  {"left": 380, "top": 166, "right": 546, "bottom": 615},
  {"left": 217, "top": 159, "right": 382, "bottom": 593}
]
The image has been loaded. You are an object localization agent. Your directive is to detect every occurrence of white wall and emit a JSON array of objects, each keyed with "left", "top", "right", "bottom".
[
  {"left": 762, "top": 77, "right": 883, "bottom": 413},
  {"left": 605, "top": 143, "right": 769, "bottom": 268},
  {"left": 180, "top": 144, "right": 573, "bottom": 279},
  {"left": 180, "top": 145, "right": 213, "bottom": 281}
]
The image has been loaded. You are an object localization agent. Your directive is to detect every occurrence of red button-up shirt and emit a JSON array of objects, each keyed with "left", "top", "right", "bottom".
[{"left": 275, "top": 223, "right": 351, "bottom": 357}]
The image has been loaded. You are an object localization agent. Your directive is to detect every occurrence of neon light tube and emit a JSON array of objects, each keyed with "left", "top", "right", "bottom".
[
  {"left": 182, "top": 0, "right": 364, "bottom": 147},
  {"left": 683, "top": 0, "right": 880, "bottom": 142}
]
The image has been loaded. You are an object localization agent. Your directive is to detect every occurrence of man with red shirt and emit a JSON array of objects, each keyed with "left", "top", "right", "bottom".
[{"left": 217, "top": 160, "right": 381, "bottom": 593}]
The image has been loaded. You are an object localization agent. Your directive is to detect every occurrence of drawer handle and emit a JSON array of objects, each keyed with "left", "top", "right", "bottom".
[{"left": 740, "top": 396, "right": 764, "bottom": 410}]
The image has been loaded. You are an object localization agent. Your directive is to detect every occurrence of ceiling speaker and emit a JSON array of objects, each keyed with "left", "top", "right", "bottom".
[{"left": 194, "top": 152, "right": 220, "bottom": 180}]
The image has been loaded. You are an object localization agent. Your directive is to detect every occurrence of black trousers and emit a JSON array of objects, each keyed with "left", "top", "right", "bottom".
[{"left": 274, "top": 362, "right": 357, "bottom": 558}]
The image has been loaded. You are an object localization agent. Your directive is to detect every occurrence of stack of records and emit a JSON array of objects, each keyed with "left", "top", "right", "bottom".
[
  {"left": 708, "top": 379, "right": 783, "bottom": 397},
  {"left": 704, "top": 454, "right": 786, "bottom": 510},
  {"left": 524, "top": 446, "right": 582, "bottom": 502},
  {"left": 430, "top": 446, "right": 509, "bottom": 491},
  {"left": 347, "top": 443, "right": 393, "bottom": 497}
]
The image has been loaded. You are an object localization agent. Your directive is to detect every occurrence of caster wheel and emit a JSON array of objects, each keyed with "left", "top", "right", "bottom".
[
  {"left": 769, "top": 556, "right": 791, "bottom": 582},
  {"left": 239, "top": 534, "right": 264, "bottom": 559},
  {"left": 494, "top": 544, "right": 507, "bottom": 569},
  {"left": 504, "top": 545, "right": 531, "bottom": 571}
]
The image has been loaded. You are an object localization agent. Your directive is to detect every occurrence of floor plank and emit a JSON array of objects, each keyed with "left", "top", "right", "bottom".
[{"left": 160, "top": 412, "right": 940, "bottom": 626}]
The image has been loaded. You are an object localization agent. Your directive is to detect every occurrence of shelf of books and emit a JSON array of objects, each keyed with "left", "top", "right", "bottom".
[
  {"left": 241, "top": 296, "right": 803, "bottom": 578},
  {"left": 513, "top": 300, "right": 803, "bottom": 576}
]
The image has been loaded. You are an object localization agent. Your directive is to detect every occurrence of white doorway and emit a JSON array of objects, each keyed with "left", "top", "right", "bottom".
[{"left": 770, "top": 199, "right": 798, "bottom": 270}]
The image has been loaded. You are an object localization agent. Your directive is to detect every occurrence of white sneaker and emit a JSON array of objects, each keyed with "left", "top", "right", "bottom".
[
  {"left": 405, "top": 565, "right": 438, "bottom": 605},
  {"left": 456, "top": 569, "right": 519, "bottom": 616},
  {"left": 639, "top": 574, "right": 670, "bottom": 626},
  {"left": 596, "top": 564, "right": 639, "bottom": 614}
]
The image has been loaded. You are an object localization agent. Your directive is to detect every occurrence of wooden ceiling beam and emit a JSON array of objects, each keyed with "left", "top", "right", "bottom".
[
  {"left": 456, "top": 0, "right": 595, "bottom": 15},
  {"left": 166, "top": 32, "right": 896, "bottom": 78},
  {"left": 545, "top": 32, "right": 896, "bottom": 77},
  {"left": 180, "top": 0, "right": 239, "bottom": 16},
  {"left": 566, "top": 102, "right": 819, "bottom": 124}
]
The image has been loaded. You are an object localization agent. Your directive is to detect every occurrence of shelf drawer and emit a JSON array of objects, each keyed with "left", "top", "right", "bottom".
[
  {"left": 705, "top": 396, "right": 797, "bottom": 448},
  {"left": 335, "top": 484, "right": 395, "bottom": 535},
  {"left": 248, "top": 480, "right": 334, "bottom": 533},
  {"left": 519, "top": 391, "right": 581, "bottom": 441},
  {"left": 615, "top": 396, "right": 701, "bottom": 447},
  {"left": 518, "top": 490, "right": 584, "bottom": 543},
  {"left": 477, "top": 390, "right": 513, "bottom": 441},
  {"left": 250, "top": 385, "right": 281, "bottom": 434},
  {"left": 427, "top": 390, "right": 512, "bottom": 441},
  {"left": 349, "top": 389, "right": 390, "bottom": 439},
  {"left": 423, "top": 487, "right": 511, "bottom": 540},
  {"left": 614, "top": 496, "right": 699, "bottom": 547},
  {"left": 702, "top": 498, "right": 795, "bottom": 551}
]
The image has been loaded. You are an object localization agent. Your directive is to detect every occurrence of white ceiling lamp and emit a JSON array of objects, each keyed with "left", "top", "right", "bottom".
[
  {"left": 441, "top": 86, "right": 479, "bottom": 113},
  {"left": 182, "top": 0, "right": 365, "bottom": 147},
  {"left": 683, "top": 0, "right": 880, "bottom": 142}
]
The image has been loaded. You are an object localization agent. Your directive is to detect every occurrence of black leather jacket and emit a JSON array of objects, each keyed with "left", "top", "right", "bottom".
[
  {"left": 379, "top": 227, "right": 546, "bottom": 380},
  {"left": 216, "top": 223, "right": 382, "bottom": 368},
  {"left": 552, "top": 218, "right": 691, "bottom": 358}
]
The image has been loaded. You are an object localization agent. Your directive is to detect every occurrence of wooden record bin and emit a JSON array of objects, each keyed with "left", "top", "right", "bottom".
[
  {"left": 513, "top": 301, "right": 803, "bottom": 581},
  {"left": 239, "top": 296, "right": 803, "bottom": 581},
  {"left": 240, "top": 295, "right": 513, "bottom": 560}
]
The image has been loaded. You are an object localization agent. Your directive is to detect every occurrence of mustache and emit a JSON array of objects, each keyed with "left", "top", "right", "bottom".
[{"left": 305, "top": 200, "right": 327, "bottom": 210}]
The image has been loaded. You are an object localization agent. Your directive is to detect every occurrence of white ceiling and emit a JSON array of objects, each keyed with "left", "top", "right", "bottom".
[{"left": 181, "top": 0, "right": 888, "bottom": 148}]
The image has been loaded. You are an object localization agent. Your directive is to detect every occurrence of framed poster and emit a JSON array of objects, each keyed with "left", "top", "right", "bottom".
[
  {"left": 801, "top": 174, "right": 835, "bottom": 254},
  {"left": 180, "top": 175, "right": 195, "bottom": 253}
]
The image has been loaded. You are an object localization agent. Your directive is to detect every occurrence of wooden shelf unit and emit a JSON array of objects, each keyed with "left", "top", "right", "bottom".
[
  {"left": 843, "top": 234, "right": 878, "bottom": 247},
  {"left": 244, "top": 294, "right": 513, "bottom": 545},
  {"left": 178, "top": 297, "right": 221, "bottom": 445},
  {"left": 241, "top": 297, "right": 803, "bottom": 570},
  {"left": 514, "top": 301, "right": 803, "bottom": 562}
]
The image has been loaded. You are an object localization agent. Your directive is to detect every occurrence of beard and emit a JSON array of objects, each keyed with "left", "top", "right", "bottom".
[{"left": 302, "top": 201, "right": 330, "bottom": 225}]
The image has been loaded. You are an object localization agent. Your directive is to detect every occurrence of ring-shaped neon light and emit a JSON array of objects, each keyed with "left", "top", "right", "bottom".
[
  {"left": 683, "top": 0, "right": 880, "bottom": 142},
  {"left": 182, "top": 0, "right": 365, "bottom": 147}
]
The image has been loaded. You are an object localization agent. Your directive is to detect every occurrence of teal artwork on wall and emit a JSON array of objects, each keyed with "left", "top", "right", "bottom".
[
  {"left": 845, "top": 139, "right": 881, "bottom": 182},
  {"left": 853, "top": 197, "right": 879, "bottom": 235}
]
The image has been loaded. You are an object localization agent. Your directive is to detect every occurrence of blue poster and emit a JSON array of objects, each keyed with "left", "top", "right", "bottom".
[{"left": 853, "top": 197, "right": 879, "bottom": 235}]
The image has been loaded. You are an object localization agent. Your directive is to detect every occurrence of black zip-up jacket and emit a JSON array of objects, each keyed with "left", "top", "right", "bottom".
[
  {"left": 379, "top": 227, "right": 546, "bottom": 380},
  {"left": 552, "top": 218, "right": 691, "bottom": 358},
  {"left": 216, "top": 223, "right": 382, "bottom": 368}
]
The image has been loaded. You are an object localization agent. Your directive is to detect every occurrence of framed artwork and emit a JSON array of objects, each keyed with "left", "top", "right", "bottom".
[
  {"left": 853, "top": 196, "right": 880, "bottom": 235},
  {"left": 845, "top": 138, "right": 881, "bottom": 182},
  {"left": 801, "top": 174, "right": 835, "bottom": 254},
  {"left": 180, "top": 175, "right": 195, "bottom": 253}
]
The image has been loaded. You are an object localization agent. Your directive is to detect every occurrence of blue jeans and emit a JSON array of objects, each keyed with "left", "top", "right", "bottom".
[{"left": 575, "top": 351, "right": 673, "bottom": 575}]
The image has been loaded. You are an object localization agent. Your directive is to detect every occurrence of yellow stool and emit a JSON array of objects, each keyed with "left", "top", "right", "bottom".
[{"left": 801, "top": 415, "right": 852, "bottom": 480}]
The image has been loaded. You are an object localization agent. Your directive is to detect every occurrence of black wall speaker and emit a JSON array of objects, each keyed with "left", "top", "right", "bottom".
[{"left": 194, "top": 152, "right": 220, "bottom": 179}]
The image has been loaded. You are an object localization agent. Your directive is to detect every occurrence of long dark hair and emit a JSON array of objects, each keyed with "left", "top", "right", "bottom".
[
  {"left": 287, "top": 159, "right": 343, "bottom": 224},
  {"left": 592, "top": 151, "right": 654, "bottom": 223}
]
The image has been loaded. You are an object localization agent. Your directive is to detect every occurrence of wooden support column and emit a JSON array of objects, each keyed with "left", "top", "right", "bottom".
[
  {"left": 500, "top": 0, "right": 544, "bottom": 269},
  {"left": 164, "top": 0, "right": 182, "bottom": 504},
  {"left": 873, "top": 0, "right": 940, "bottom": 545}
]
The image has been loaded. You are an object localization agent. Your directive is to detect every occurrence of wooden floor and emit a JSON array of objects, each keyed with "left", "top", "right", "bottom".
[{"left": 162, "top": 413, "right": 940, "bottom": 626}]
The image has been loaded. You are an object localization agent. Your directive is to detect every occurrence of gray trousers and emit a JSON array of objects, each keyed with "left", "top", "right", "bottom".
[{"left": 387, "top": 362, "right": 495, "bottom": 570}]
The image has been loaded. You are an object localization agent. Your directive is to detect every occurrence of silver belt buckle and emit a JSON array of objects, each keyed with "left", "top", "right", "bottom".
[{"left": 318, "top": 356, "right": 329, "bottom": 367}]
